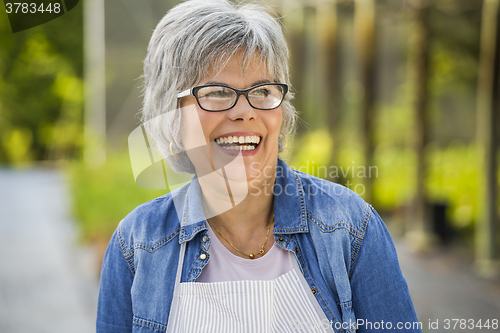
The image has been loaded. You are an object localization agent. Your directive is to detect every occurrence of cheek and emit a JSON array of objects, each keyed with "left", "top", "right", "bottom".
[
  {"left": 180, "top": 106, "right": 221, "bottom": 149},
  {"left": 265, "top": 109, "right": 283, "bottom": 139},
  {"left": 180, "top": 106, "right": 206, "bottom": 149}
]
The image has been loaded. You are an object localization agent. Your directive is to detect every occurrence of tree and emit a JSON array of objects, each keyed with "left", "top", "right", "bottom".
[
  {"left": 475, "top": 0, "right": 500, "bottom": 278},
  {"left": 354, "top": 0, "right": 376, "bottom": 203}
]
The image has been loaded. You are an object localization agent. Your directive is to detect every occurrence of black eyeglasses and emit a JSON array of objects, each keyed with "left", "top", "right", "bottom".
[{"left": 177, "top": 83, "right": 288, "bottom": 112}]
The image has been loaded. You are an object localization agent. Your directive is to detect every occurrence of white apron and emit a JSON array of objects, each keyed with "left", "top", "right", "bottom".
[{"left": 165, "top": 243, "right": 335, "bottom": 333}]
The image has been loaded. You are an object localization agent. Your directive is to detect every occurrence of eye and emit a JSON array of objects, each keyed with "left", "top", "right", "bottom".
[
  {"left": 206, "top": 90, "right": 232, "bottom": 98},
  {"left": 250, "top": 87, "right": 271, "bottom": 97},
  {"left": 199, "top": 87, "right": 233, "bottom": 99}
]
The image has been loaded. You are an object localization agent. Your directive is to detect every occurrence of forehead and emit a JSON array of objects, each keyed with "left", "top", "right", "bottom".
[{"left": 204, "top": 51, "right": 271, "bottom": 86}]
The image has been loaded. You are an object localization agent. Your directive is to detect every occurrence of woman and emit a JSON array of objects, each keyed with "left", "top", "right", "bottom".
[{"left": 97, "top": 0, "right": 421, "bottom": 332}]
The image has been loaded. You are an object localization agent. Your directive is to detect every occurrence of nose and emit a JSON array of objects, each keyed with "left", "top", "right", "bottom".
[{"left": 227, "top": 94, "right": 257, "bottom": 121}]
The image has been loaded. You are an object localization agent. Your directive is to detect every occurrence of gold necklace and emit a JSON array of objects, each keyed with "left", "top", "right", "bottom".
[{"left": 206, "top": 214, "right": 274, "bottom": 259}]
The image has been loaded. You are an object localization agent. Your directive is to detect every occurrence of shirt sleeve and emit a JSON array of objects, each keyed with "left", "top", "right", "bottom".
[
  {"left": 96, "top": 224, "right": 134, "bottom": 333},
  {"left": 350, "top": 206, "right": 422, "bottom": 333}
]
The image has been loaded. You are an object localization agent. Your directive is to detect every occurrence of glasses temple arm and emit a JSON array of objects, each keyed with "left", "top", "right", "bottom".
[{"left": 177, "top": 89, "right": 191, "bottom": 98}]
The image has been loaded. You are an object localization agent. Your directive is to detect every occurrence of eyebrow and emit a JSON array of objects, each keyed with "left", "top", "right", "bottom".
[{"left": 204, "top": 79, "right": 271, "bottom": 87}]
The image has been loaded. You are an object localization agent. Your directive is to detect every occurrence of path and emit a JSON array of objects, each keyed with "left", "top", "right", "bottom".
[
  {"left": 395, "top": 238, "right": 500, "bottom": 333},
  {"left": 0, "top": 169, "right": 99, "bottom": 333}
]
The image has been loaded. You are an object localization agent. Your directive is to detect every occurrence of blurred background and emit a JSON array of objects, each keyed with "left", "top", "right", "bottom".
[{"left": 0, "top": 0, "right": 499, "bottom": 332}]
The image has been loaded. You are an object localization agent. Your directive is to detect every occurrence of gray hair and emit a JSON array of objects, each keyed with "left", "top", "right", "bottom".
[{"left": 141, "top": 0, "right": 297, "bottom": 173}]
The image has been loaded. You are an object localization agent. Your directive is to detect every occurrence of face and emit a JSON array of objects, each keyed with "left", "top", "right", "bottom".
[{"left": 179, "top": 52, "right": 282, "bottom": 196}]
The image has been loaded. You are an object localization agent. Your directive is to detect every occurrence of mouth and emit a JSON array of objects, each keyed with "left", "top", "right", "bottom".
[{"left": 214, "top": 135, "right": 261, "bottom": 151}]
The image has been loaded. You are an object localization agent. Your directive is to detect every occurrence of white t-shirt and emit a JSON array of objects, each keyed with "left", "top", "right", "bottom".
[{"left": 196, "top": 222, "right": 295, "bottom": 282}]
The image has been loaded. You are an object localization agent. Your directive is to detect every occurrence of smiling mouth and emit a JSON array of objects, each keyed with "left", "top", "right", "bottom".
[{"left": 215, "top": 135, "right": 261, "bottom": 151}]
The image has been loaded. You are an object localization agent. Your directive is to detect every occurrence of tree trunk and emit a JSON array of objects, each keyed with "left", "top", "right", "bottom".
[
  {"left": 475, "top": 0, "right": 500, "bottom": 278},
  {"left": 284, "top": 5, "right": 307, "bottom": 137},
  {"left": 354, "top": 0, "right": 376, "bottom": 203},
  {"left": 405, "top": 0, "right": 437, "bottom": 250},
  {"left": 317, "top": 0, "right": 341, "bottom": 181},
  {"left": 302, "top": 5, "right": 320, "bottom": 130}
]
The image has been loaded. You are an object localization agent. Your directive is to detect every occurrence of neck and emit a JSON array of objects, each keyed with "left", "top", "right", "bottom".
[{"left": 202, "top": 168, "right": 276, "bottom": 256}]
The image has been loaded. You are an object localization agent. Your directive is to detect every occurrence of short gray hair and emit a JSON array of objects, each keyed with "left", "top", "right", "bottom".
[{"left": 141, "top": 0, "right": 296, "bottom": 173}]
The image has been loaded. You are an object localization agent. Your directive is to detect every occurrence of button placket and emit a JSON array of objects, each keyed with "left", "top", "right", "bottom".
[{"left": 201, "top": 232, "right": 210, "bottom": 251}]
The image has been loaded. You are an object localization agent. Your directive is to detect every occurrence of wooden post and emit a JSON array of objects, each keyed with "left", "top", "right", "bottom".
[
  {"left": 283, "top": 4, "right": 307, "bottom": 137},
  {"left": 84, "top": 0, "right": 106, "bottom": 165},
  {"left": 302, "top": 4, "right": 320, "bottom": 130},
  {"left": 354, "top": 0, "right": 376, "bottom": 203},
  {"left": 405, "top": 0, "right": 438, "bottom": 250},
  {"left": 317, "top": 0, "right": 341, "bottom": 180},
  {"left": 475, "top": 0, "right": 500, "bottom": 278}
]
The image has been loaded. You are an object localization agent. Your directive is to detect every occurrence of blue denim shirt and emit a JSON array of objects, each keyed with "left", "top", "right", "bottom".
[{"left": 97, "top": 159, "right": 421, "bottom": 333}]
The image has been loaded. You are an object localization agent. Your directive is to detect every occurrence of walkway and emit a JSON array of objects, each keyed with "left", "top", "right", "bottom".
[
  {"left": 0, "top": 169, "right": 99, "bottom": 333},
  {"left": 396, "top": 238, "right": 500, "bottom": 333}
]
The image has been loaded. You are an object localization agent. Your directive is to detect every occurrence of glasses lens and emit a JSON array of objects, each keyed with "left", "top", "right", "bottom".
[
  {"left": 196, "top": 86, "right": 236, "bottom": 111},
  {"left": 248, "top": 84, "right": 284, "bottom": 110}
]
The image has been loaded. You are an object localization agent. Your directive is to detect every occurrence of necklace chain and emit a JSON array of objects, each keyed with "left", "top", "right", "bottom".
[{"left": 204, "top": 205, "right": 274, "bottom": 259}]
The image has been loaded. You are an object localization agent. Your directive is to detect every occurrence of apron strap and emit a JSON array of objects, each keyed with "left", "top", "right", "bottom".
[
  {"left": 165, "top": 241, "right": 186, "bottom": 332},
  {"left": 292, "top": 258, "right": 335, "bottom": 333}
]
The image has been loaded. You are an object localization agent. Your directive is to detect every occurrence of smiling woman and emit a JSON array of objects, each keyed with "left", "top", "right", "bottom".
[{"left": 96, "top": 1, "right": 421, "bottom": 332}]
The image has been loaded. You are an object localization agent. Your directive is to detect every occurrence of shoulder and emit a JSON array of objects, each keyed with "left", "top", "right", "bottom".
[
  {"left": 116, "top": 183, "right": 189, "bottom": 252},
  {"left": 291, "top": 168, "right": 372, "bottom": 234}
]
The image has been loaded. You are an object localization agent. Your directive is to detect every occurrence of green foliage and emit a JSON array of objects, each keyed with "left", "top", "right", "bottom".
[
  {"left": 426, "top": 143, "right": 480, "bottom": 229},
  {"left": 372, "top": 147, "right": 416, "bottom": 209},
  {"left": 1, "top": 127, "right": 34, "bottom": 164},
  {"left": 290, "top": 130, "right": 494, "bottom": 233},
  {"left": 289, "top": 129, "right": 333, "bottom": 175},
  {"left": 0, "top": 4, "right": 83, "bottom": 165},
  {"left": 65, "top": 151, "right": 168, "bottom": 242}
]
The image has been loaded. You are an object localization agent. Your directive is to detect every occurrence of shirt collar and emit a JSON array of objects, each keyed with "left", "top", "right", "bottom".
[
  {"left": 178, "top": 158, "right": 308, "bottom": 244},
  {"left": 272, "top": 158, "right": 309, "bottom": 234}
]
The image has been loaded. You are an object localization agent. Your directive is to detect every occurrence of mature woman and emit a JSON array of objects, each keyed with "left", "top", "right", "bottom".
[{"left": 97, "top": 0, "right": 421, "bottom": 332}]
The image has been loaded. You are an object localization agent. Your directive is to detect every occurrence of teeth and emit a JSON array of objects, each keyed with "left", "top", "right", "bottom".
[
  {"left": 220, "top": 145, "right": 256, "bottom": 151},
  {"left": 215, "top": 135, "right": 261, "bottom": 144}
]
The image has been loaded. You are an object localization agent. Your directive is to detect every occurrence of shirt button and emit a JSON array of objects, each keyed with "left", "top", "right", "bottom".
[
  {"left": 202, "top": 235, "right": 208, "bottom": 243},
  {"left": 311, "top": 288, "right": 317, "bottom": 295},
  {"left": 278, "top": 237, "right": 285, "bottom": 243},
  {"left": 199, "top": 253, "right": 207, "bottom": 260},
  {"left": 294, "top": 247, "right": 299, "bottom": 254}
]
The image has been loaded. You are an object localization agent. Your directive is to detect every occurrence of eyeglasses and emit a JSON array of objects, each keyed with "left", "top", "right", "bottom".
[{"left": 177, "top": 83, "right": 288, "bottom": 112}]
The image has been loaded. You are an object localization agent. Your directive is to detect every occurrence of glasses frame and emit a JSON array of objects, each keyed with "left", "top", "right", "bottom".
[{"left": 177, "top": 82, "right": 288, "bottom": 112}]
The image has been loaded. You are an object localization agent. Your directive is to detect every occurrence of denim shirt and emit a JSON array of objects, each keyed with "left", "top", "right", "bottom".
[{"left": 97, "top": 159, "right": 421, "bottom": 333}]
